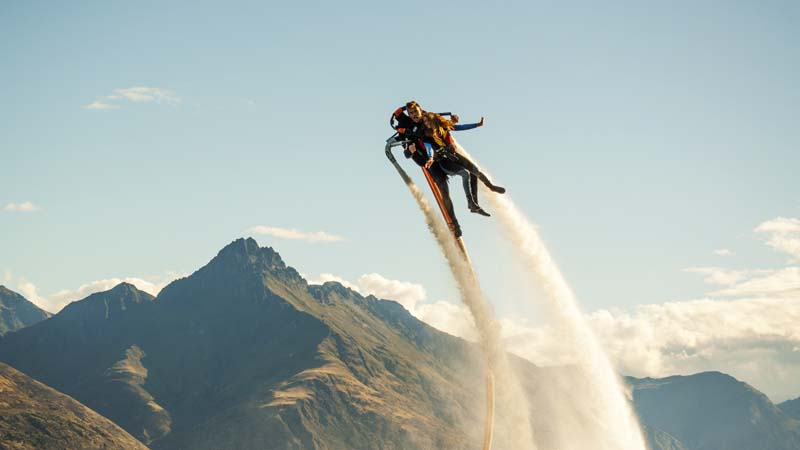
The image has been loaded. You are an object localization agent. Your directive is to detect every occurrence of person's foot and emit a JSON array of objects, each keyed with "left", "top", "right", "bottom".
[
  {"left": 489, "top": 184, "right": 506, "bottom": 194},
  {"left": 470, "top": 205, "right": 491, "bottom": 217}
]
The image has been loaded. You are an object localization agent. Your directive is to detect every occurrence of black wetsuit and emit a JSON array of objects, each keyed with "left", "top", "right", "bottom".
[{"left": 436, "top": 148, "right": 501, "bottom": 204}]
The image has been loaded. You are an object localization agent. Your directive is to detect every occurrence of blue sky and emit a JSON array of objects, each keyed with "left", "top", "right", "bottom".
[{"left": 2, "top": 1, "right": 799, "bottom": 399}]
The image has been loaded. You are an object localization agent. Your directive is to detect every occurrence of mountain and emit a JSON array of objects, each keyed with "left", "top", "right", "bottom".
[
  {"left": 1, "top": 238, "right": 797, "bottom": 450},
  {"left": 0, "top": 238, "right": 492, "bottom": 450},
  {"left": 0, "top": 361, "right": 148, "bottom": 450},
  {"left": 630, "top": 372, "right": 800, "bottom": 450},
  {"left": 0, "top": 282, "right": 169, "bottom": 444},
  {"left": 0, "top": 285, "right": 50, "bottom": 335},
  {"left": 781, "top": 398, "right": 800, "bottom": 421}
]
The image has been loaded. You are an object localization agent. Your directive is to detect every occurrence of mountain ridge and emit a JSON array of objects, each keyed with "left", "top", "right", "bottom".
[
  {"left": 629, "top": 371, "right": 800, "bottom": 450},
  {"left": 0, "top": 285, "right": 50, "bottom": 335},
  {"left": 780, "top": 397, "right": 800, "bottom": 421},
  {"left": 1, "top": 238, "right": 798, "bottom": 450}
]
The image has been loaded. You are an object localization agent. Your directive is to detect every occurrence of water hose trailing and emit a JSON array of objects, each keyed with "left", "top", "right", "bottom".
[{"left": 385, "top": 136, "right": 495, "bottom": 450}]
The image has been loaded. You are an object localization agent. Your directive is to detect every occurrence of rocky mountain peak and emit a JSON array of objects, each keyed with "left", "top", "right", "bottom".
[
  {"left": 109, "top": 282, "right": 143, "bottom": 295},
  {"left": 310, "top": 281, "right": 359, "bottom": 298},
  {"left": 189, "top": 237, "right": 310, "bottom": 291},
  {"left": 58, "top": 283, "right": 154, "bottom": 321},
  {"left": 0, "top": 285, "right": 51, "bottom": 335},
  {"left": 211, "top": 237, "right": 285, "bottom": 271},
  {"left": 0, "top": 285, "right": 26, "bottom": 301}
]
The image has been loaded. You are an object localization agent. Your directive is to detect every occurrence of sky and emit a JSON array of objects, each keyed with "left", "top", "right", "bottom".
[{"left": 2, "top": 1, "right": 799, "bottom": 400}]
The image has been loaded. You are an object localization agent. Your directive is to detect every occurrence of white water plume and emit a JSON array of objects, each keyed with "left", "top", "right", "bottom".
[
  {"left": 388, "top": 155, "right": 536, "bottom": 450},
  {"left": 455, "top": 142, "right": 647, "bottom": 450}
]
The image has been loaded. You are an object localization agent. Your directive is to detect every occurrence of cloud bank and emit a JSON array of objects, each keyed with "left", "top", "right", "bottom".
[
  {"left": 503, "top": 216, "right": 800, "bottom": 402},
  {"left": 504, "top": 294, "right": 800, "bottom": 402}
]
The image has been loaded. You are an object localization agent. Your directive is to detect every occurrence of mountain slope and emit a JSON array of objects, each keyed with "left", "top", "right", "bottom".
[
  {"left": 781, "top": 397, "right": 800, "bottom": 421},
  {"left": 0, "top": 238, "right": 491, "bottom": 450},
  {"left": 630, "top": 372, "right": 800, "bottom": 450},
  {"left": 0, "top": 282, "right": 170, "bottom": 444},
  {"left": 0, "top": 285, "right": 50, "bottom": 335},
  {"left": 0, "top": 361, "right": 148, "bottom": 450}
]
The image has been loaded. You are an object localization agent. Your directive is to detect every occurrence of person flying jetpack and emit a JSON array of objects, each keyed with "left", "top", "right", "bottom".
[
  {"left": 385, "top": 100, "right": 506, "bottom": 244},
  {"left": 385, "top": 101, "right": 500, "bottom": 450}
]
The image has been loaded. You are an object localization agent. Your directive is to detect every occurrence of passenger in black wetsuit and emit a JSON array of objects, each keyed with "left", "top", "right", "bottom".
[
  {"left": 419, "top": 112, "right": 505, "bottom": 217},
  {"left": 392, "top": 101, "right": 463, "bottom": 237},
  {"left": 416, "top": 108, "right": 506, "bottom": 216}
]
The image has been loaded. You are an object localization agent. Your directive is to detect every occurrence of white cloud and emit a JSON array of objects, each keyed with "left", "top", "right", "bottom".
[
  {"left": 306, "top": 272, "right": 426, "bottom": 311},
  {"left": 711, "top": 267, "right": 800, "bottom": 298},
  {"left": 85, "top": 86, "right": 180, "bottom": 110},
  {"left": 713, "top": 248, "right": 734, "bottom": 256},
  {"left": 109, "top": 87, "right": 180, "bottom": 104},
  {"left": 684, "top": 266, "right": 752, "bottom": 286},
  {"left": 305, "top": 273, "right": 359, "bottom": 291},
  {"left": 85, "top": 100, "right": 119, "bottom": 110},
  {"left": 247, "top": 226, "right": 345, "bottom": 243},
  {"left": 756, "top": 217, "right": 800, "bottom": 234},
  {"left": 4, "top": 202, "right": 40, "bottom": 212},
  {"left": 14, "top": 278, "right": 47, "bottom": 309},
  {"left": 356, "top": 272, "right": 427, "bottom": 312},
  {"left": 597, "top": 296, "right": 800, "bottom": 402},
  {"left": 756, "top": 217, "right": 800, "bottom": 263},
  {"left": 415, "top": 300, "right": 477, "bottom": 340}
]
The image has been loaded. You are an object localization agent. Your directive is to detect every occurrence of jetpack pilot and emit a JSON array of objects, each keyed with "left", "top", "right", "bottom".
[{"left": 392, "top": 101, "right": 464, "bottom": 237}]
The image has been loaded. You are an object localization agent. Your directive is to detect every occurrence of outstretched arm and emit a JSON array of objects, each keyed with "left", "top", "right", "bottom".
[{"left": 452, "top": 117, "right": 485, "bottom": 131}]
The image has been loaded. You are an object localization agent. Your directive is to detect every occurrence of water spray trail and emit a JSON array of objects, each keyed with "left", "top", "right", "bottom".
[
  {"left": 388, "top": 157, "right": 536, "bottom": 450},
  {"left": 455, "top": 143, "right": 647, "bottom": 450},
  {"left": 489, "top": 194, "right": 646, "bottom": 450}
]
